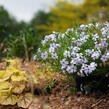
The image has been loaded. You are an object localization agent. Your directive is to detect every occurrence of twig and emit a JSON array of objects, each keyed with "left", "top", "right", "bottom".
[
  {"left": 92, "top": 93, "right": 109, "bottom": 108},
  {"left": 91, "top": 99, "right": 104, "bottom": 108}
]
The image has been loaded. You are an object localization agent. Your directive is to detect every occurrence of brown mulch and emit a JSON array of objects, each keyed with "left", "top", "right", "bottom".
[
  {"left": 0, "top": 59, "right": 109, "bottom": 109},
  {"left": 47, "top": 81, "right": 109, "bottom": 109}
]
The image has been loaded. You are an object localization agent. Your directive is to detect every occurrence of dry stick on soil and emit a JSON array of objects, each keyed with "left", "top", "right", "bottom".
[
  {"left": 91, "top": 99, "right": 104, "bottom": 108},
  {"left": 91, "top": 94, "right": 109, "bottom": 108}
]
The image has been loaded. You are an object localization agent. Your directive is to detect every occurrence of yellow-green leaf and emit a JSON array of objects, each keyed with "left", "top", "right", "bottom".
[
  {"left": 0, "top": 82, "right": 12, "bottom": 92},
  {"left": 11, "top": 75, "right": 27, "bottom": 82},
  {"left": 0, "top": 71, "right": 12, "bottom": 82},
  {"left": 0, "top": 94, "right": 18, "bottom": 105},
  {"left": 18, "top": 93, "right": 34, "bottom": 108},
  {"left": 13, "top": 84, "right": 25, "bottom": 94}
]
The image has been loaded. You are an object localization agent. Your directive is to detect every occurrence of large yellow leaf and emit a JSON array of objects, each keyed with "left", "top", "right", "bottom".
[
  {"left": 0, "top": 71, "right": 12, "bottom": 82},
  {"left": 0, "top": 82, "right": 12, "bottom": 92},
  {"left": 11, "top": 75, "right": 27, "bottom": 82},
  {"left": 0, "top": 94, "right": 18, "bottom": 105},
  {"left": 6, "top": 66, "right": 20, "bottom": 74},
  {"left": 13, "top": 84, "right": 25, "bottom": 94},
  {"left": 18, "top": 93, "right": 34, "bottom": 108}
]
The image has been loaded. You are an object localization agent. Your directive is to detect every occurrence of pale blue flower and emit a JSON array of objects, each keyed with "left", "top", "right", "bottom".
[
  {"left": 51, "top": 53, "right": 58, "bottom": 59},
  {"left": 41, "top": 52, "right": 48, "bottom": 60}
]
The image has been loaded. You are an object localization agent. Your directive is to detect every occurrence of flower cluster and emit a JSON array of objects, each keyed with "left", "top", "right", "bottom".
[{"left": 34, "top": 22, "right": 109, "bottom": 77}]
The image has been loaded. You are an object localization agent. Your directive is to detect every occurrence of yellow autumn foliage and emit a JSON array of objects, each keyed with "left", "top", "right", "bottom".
[
  {"left": 36, "top": 0, "right": 109, "bottom": 35},
  {"left": 0, "top": 59, "right": 54, "bottom": 106},
  {"left": 0, "top": 59, "right": 27, "bottom": 105}
]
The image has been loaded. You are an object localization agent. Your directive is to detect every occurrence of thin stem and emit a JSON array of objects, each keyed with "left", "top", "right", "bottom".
[{"left": 22, "top": 34, "right": 29, "bottom": 62}]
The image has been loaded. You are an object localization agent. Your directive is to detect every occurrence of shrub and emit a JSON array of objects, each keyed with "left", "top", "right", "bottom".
[
  {"left": 4, "top": 28, "right": 42, "bottom": 61},
  {"left": 35, "top": 22, "right": 109, "bottom": 93}
]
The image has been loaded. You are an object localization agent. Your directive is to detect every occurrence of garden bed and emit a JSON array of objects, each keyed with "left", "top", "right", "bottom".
[{"left": 0, "top": 60, "right": 109, "bottom": 109}]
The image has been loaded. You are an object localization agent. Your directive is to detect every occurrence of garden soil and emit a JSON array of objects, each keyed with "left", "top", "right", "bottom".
[{"left": 0, "top": 60, "right": 109, "bottom": 109}]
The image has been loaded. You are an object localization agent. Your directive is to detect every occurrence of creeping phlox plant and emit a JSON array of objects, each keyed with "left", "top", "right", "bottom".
[
  {"left": 35, "top": 22, "right": 109, "bottom": 92},
  {"left": 0, "top": 59, "right": 27, "bottom": 105}
]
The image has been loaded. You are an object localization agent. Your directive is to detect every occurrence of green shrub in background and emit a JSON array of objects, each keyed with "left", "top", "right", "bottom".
[
  {"left": 4, "top": 28, "right": 42, "bottom": 61},
  {"left": 35, "top": 22, "right": 109, "bottom": 94}
]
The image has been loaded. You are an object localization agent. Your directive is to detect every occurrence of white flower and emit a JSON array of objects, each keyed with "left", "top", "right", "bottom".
[
  {"left": 66, "top": 65, "right": 77, "bottom": 73},
  {"left": 80, "top": 62, "right": 97, "bottom": 76},
  {"left": 77, "top": 42, "right": 82, "bottom": 46},
  {"left": 107, "top": 36, "right": 109, "bottom": 38},
  {"left": 50, "top": 43, "right": 61, "bottom": 49},
  {"left": 61, "top": 65, "right": 67, "bottom": 69},
  {"left": 85, "top": 49, "right": 92, "bottom": 56},
  {"left": 106, "top": 52, "right": 109, "bottom": 58},
  {"left": 101, "top": 55, "right": 108, "bottom": 62},
  {"left": 51, "top": 53, "right": 58, "bottom": 59},
  {"left": 66, "top": 28, "right": 74, "bottom": 33},
  {"left": 64, "top": 51, "right": 71, "bottom": 58},
  {"left": 93, "top": 34, "right": 99, "bottom": 41},
  {"left": 80, "top": 24, "right": 86, "bottom": 30},
  {"left": 49, "top": 34, "right": 56, "bottom": 41},
  {"left": 76, "top": 53, "right": 83, "bottom": 58},
  {"left": 60, "top": 59, "right": 68, "bottom": 69},
  {"left": 70, "top": 58, "right": 77, "bottom": 65},
  {"left": 41, "top": 40, "right": 46, "bottom": 45},
  {"left": 44, "top": 35, "right": 50, "bottom": 41},
  {"left": 33, "top": 55, "right": 37, "bottom": 61},
  {"left": 58, "top": 34, "right": 61, "bottom": 39},
  {"left": 91, "top": 51, "right": 100, "bottom": 60},
  {"left": 38, "top": 48, "right": 41, "bottom": 52},
  {"left": 81, "top": 64, "right": 89, "bottom": 75},
  {"left": 101, "top": 42, "right": 108, "bottom": 48},
  {"left": 72, "top": 47, "right": 80, "bottom": 52},
  {"left": 61, "top": 34, "right": 65, "bottom": 38},
  {"left": 49, "top": 47, "right": 55, "bottom": 53},
  {"left": 71, "top": 51, "right": 76, "bottom": 57},
  {"left": 95, "top": 23, "right": 100, "bottom": 28},
  {"left": 88, "top": 62, "right": 97, "bottom": 73},
  {"left": 41, "top": 52, "right": 48, "bottom": 60}
]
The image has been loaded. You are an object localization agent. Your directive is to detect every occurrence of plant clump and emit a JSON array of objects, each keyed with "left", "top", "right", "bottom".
[
  {"left": 35, "top": 22, "right": 109, "bottom": 93},
  {"left": 0, "top": 59, "right": 27, "bottom": 105}
]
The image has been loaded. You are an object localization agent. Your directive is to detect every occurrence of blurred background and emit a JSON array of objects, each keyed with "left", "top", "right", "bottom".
[{"left": 0, "top": 0, "right": 109, "bottom": 60}]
